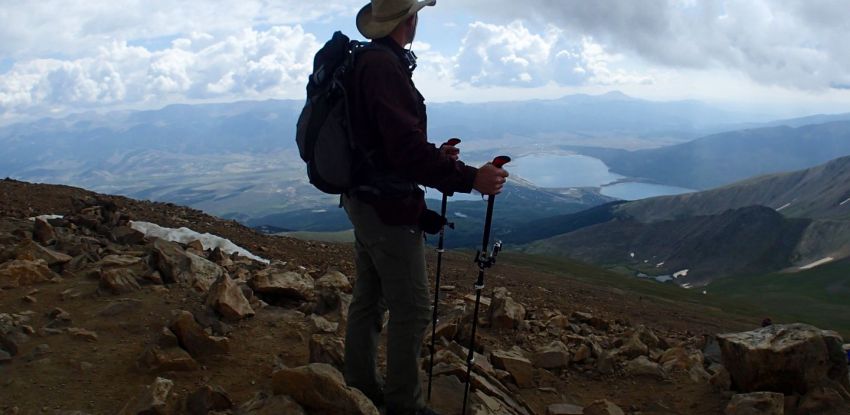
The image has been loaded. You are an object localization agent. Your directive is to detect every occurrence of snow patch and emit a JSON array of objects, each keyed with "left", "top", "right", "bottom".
[
  {"left": 454, "top": 212, "right": 469, "bottom": 218},
  {"left": 681, "top": 283, "right": 693, "bottom": 289},
  {"left": 775, "top": 202, "right": 792, "bottom": 212},
  {"left": 28, "top": 214, "right": 64, "bottom": 222},
  {"left": 629, "top": 252, "right": 635, "bottom": 258},
  {"left": 673, "top": 269, "right": 689, "bottom": 278},
  {"left": 841, "top": 198, "right": 850, "bottom": 206},
  {"left": 799, "top": 257, "right": 834, "bottom": 270},
  {"left": 311, "top": 209, "right": 328, "bottom": 213},
  {"left": 130, "top": 221, "right": 269, "bottom": 264},
  {"left": 655, "top": 261, "right": 665, "bottom": 268}
]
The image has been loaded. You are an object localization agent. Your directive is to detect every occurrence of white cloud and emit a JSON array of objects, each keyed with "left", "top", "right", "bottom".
[
  {"left": 435, "top": 21, "right": 650, "bottom": 88},
  {"left": 0, "top": 26, "right": 320, "bottom": 118},
  {"left": 453, "top": 0, "right": 850, "bottom": 91}
]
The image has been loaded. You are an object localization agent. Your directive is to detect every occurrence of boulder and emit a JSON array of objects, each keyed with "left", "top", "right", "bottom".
[
  {"left": 569, "top": 311, "right": 609, "bottom": 331},
  {"left": 152, "top": 239, "right": 223, "bottom": 292},
  {"left": 798, "top": 385, "right": 850, "bottom": 414},
  {"left": 67, "top": 328, "right": 98, "bottom": 342},
  {"left": 271, "top": 363, "right": 379, "bottom": 415},
  {"left": 659, "top": 347, "right": 703, "bottom": 372},
  {"left": 709, "top": 363, "right": 732, "bottom": 391},
  {"left": 250, "top": 269, "right": 315, "bottom": 301},
  {"left": 308, "top": 314, "right": 339, "bottom": 334},
  {"left": 205, "top": 275, "right": 254, "bottom": 321},
  {"left": 186, "top": 385, "right": 232, "bottom": 415},
  {"left": 491, "top": 348, "right": 535, "bottom": 388},
  {"left": 533, "top": 341, "right": 571, "bottom": 370},
  {"left": 489, "top": 287, "right": 525, "bottom": 330},
  {"left": 582, "top": 400, "right": 625, "bottom": 415},
  {"left": 315, "top": 270, "right": 352, "bottom": 293},
  {"left": 624, "top": 356, "right": 666, "bottom": 379},
  {"left": 0, "top": 259, "right": 59, "bottom": 288},
  {"left": 724, "top": 392, "right": 784, "bottom": 415},
  {"left": 309, "top": 334, "right": 345, "bottom": 370},
  {"left": 573, "top": 343, "right": 592, "bottom": 363},
  {"left": 32, "top": 218, "right": 56, "bottom": 245},
  {"left": 717, "top": 324, "right": 850, "bottom": 396},
  {"left": 138, "top": 345, "right": 199, "bottom": 373},
  {"left": 110, "top": 226, "right": 146, "bottom": 245},
  {"left": 168, "top": 311, "right": 229, "bottom": 357},
  {"left": 10, "top": 239, "right": 72, "bottom": 267},
  {"left": 617, "top": 334, "right": 649, "bottom": 359},
  {"left": 118, "top": 377, "right": 173, "bottom": 415},
  {"left": 546, "top": 403, "right": 583, "bottom": 415},
  {"left": 238, "top": 392, "right": 306, "bottom": 415},
  {"left": 99, "top": 269, "right": 142, "bottom": 294}
]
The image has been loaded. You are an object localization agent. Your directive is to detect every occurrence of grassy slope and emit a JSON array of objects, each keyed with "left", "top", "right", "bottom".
[
  {"left": 502, "top": 251, "right": 850, "bottom": 339},
  {"left": 707, "top": 259, "right": 850, "bottom": 339}
]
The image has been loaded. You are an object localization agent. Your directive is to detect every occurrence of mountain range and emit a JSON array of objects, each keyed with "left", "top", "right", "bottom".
[{"left": 520, "top": 155, "right": 850, "bottom": 286}]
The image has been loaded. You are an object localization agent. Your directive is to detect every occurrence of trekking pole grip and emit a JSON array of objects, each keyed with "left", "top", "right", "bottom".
[{"left": 491, "top": 155, "right": 511, "bottom": 168}]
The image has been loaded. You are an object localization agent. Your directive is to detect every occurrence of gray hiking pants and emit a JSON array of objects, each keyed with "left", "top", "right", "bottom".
[{"left": 342, "top": 195, "right": 432, "bottom": 414}]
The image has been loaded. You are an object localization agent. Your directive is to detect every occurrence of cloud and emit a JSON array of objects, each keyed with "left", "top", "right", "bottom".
[
  {"left": 453, "top": 0, "right": 850, "bottom": 91},
  {"left": 436, "top": 21, "right": 650, "bottom": 88},
  {"left": 0, "top": 0, "right": 359, "bottom": 60},
  {"left": 0, "top": 26, "right": 320, "bottom": 118}
]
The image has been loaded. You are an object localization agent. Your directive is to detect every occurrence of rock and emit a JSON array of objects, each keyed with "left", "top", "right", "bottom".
[
  {"left": 308, "top": 314, "right": 339, "bottom": 333},
  {"left": 271, "top": 363, "right": 379, "bottom": 415},
  {"left": 111, "top": 226, "right": 146, "bottom": 245},
  {"left": 491, "top": 348, "right": 535, "bottom": 388},
  {"left": 489, "top": 287, "right": 525, "bottom": 330},
  {"left": 688, "top": 364, "right": 712, "bottom": 383},
  {"left": 709, "top": 363, "right": 732, "bottom": 391},
  {"left": 0, "top": 259, "right": 59, "bottom": 288},
  {"left": 596, "top": 351, "right": 616, "bottom": 375},
  {"left": 99, "top": 268, "right": 142, "bottom": 294},
  {"left": 309, "top": 334, "right": 345, "bottom": 370},
  {"left": 533, "top": 341, "right": 571, "bottom": 370},
  {"left": 186, "top": 385, "right": 232, "bottom": 415},
  {"left": 205, "top": 275, "right": 254, "bottom": 321},
  {"left": 98, "top": 299, "right": 144, "bottom": 317},
  {"left": 724, "top": 392, "right": 784, "bottom": 415},
  {"left": 32, "top": 218, "right": 56, "bottom": 245},
  {"left": 624, "top": 356, "right": 666, "bottom": 379},
  {"left": 238, "top": 392, "right": 306, "bottom": 415},
  {"left": 569, "top": 311, "right": 609, "bottom": 331},
  {"left": 717, "top": 323, "right": 850, "bottom": 395},
  {"left": 152, "top": 239, "right": 223, "bottom": 292},
  {"left": 168, "top": 311, "right": 229, "bottom": 357},
  {"left": 427, "top": 375, "right": 466, "bottom": 415},
  {"left": 315, "top": 270, "right": 352, "bottom": 293},
  {"left": 582, "top": 400, "right": 625, "bottom": 415},
  {"left": 250, "top": 269, "right": 315, "bottom": 301},
  {"left": 617, "top": 334, "right": 649, "bottom": 359},
  {"left": 186, "top": 239, "right": 204, "bottom": 253},
  {"left": 798, "top": 386, "right": 850, "bottom": 414},
  {"left": 138, "top": 345, "right": 199, "bottom": 373},
  {"left": 67, "top": 328, "right": 98, "bottom": 342},
  {"left": 547, "top": 403, "right": 583, "bottom": 415},
  {"left": 22, "top": 295, "right": 37, "bottom": 304},
  {"left": 659, "top": 347, "right": 702, "bottom": 372},
  {"left": 11, "top": 239, "right": 72, "bottom": 267},
  {"left": 118, "top": 377, "right": 173, "bottom": 415},
  {"left": 0, "top": 349, "right": 11, "bottom": 364},
  {"left": 573, "top": 343, "right": 592, "bottom": 363},
  {"left": 635, "top": 325, "right": 662, "bottom": 349}
]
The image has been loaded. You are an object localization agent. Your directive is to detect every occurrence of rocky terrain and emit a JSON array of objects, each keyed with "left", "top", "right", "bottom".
[{"left": 1, "top": 179, "right": 848, "bottom": 414}]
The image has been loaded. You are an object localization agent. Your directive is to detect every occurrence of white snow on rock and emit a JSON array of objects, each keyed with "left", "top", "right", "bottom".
[
  {"left": 799, "top": 257, "right": 834, "bottom": 270},
  {"left": 655, "top": 261, "right": 665, "bottom": 268},
  {"left": 841, "top": 198, "right": 850, "bottom": 206},
  {"left": 454, "top": 212, "right": 469, "bottom": 218},
  {"left": 681, "top": 283, "right": 693, "bottom": 289},
  {"left": 130, "top": 221, "right": 269, "bottom": 264},
  {"left": 775, "top": 202, "right": 792, "bottom": 212},
  {"left": 673, "top": 269, "right": 689, "bottom": 278},
  {"left": 28, "top": 214, "right": 64, "bottom": 222},
  {"left": 630, "top": 252, "right": 635, "bottom": 258}
]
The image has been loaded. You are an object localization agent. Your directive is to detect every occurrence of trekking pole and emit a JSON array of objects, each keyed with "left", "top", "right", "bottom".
[
  {"left": 427, "top": 137, "right": 461, "bottom": 402},
  {"left": 461, "top": 155, "right": 511, "bottom": 415}
]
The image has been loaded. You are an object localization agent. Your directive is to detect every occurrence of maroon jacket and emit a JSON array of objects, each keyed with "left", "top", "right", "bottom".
[{"left": 347, "top": 37, "right": 478, "bottom": 226}]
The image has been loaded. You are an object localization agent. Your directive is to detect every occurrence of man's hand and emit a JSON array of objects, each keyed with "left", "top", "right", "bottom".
[
  {"left": 440, "top": 143, "right": 460, "bottom": 161},
  {"left": 473, "top": 162, "right": 509, "bottom": 195}
]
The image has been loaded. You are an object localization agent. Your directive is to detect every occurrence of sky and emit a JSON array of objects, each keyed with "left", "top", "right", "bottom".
[{"left": 2, "top": 0, "right": 850, "bottom": 124}]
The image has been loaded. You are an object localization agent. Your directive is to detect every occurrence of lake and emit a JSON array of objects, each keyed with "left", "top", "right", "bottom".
[{"left": 512, "top": 153, "right": 695, "bottom": 201}]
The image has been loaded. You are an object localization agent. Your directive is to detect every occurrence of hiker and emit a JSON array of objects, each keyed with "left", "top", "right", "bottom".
[{"left": 341, "top": 1, "right": 509, "bottom": 414}]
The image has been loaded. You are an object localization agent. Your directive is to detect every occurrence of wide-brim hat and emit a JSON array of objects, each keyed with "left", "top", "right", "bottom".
[{"left": 356, "top": 0, "right": 436, "bottom": 40}]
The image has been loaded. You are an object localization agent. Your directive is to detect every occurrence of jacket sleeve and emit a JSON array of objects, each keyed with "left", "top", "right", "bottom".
[{"left": 360, "top": 57, "right": 478, "bottom": 194}]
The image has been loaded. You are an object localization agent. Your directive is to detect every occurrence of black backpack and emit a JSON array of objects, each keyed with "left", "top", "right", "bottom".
[{"left": 296, "top": 32, "right": 377, "bottom": 194}]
